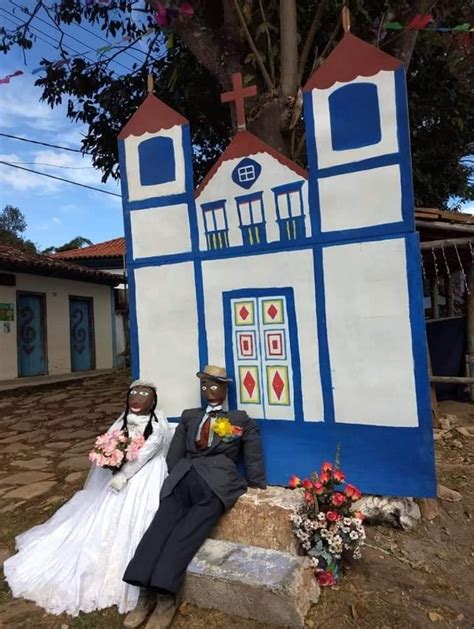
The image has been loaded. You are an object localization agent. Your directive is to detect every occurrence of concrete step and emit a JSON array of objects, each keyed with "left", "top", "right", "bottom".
[
  {"left": 182, "top": 539, "right": 319, "bottom": 628},
  {"left": 211, "top": 486, "right": 303, "bottom": 554}
]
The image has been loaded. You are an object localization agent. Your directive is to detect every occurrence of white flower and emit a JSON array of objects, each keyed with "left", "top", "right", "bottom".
[
  {"left": 317, "top": 512, "right": 326, "bottom": 521},
  {"left": 349, "top": 531, "right": 359, "bottom": 540}
]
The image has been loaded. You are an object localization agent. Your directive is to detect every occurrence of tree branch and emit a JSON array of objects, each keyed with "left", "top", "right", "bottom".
[
  {"left": 297, "top": 0, "right": 327, "bottom": 86},
  {"left": 232, "top": 0, "right": 274, "bottom": 91},
  {"left": 258, "top": 0, "right": 275, "bottom": 85},
  {"left": 279, "top": 0, "right": 298, "bottom": 97},
  {"left": 144, "top": 0, "right": 241, "bottom": 89}
]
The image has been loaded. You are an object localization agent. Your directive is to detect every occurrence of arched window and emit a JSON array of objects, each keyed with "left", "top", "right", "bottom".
[
  {"left": 138, "top": 136, "right": 176, "bottom": 186},
  {"left": 329, "top": 83, "right": 381, "bottom": 151}
]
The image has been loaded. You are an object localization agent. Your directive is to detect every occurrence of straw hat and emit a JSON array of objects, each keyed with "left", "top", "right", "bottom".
[{"left": 196, "top": 365, "right": 232, "bottom": 383}]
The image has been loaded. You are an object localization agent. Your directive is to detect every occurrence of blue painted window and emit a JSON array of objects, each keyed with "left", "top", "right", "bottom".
[
  {"left": 138, "top": 136, "right": 176, "bottom": 186},
  {"left": 273, "top": 181, "right": 306, "bottom": 242},
  {"left": 232, "top": 158, "right": 262, "bottom": 190},
  {"left": 202, "top": 200, "right": 229, "bottom": 250},
  {"left": 329, "top": 83, "right": 381, "bottom": 151},
  {"left": 236, "top": 192, "right": 266, "bottom": 247}
]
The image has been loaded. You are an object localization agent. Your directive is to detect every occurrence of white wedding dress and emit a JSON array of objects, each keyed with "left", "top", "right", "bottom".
[{"left": 4, "top": 411, "right": 173, "bottom": 616}]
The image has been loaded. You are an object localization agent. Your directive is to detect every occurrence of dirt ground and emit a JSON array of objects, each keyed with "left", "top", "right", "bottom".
[{"left": 0, "top": 372, "right": 473, "bottom": 628}]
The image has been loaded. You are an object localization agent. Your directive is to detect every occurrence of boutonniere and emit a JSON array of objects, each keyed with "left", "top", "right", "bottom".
[{"left": 213, "top": 417, "right": 244, "bottom": 441}]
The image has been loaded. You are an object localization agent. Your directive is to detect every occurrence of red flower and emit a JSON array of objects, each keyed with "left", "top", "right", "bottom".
[
  {"left": 326, "top": 510, "right": 340, "bottom": 522},
  {"left": 302, "top": 479, "right": 313, "bottom": 490},
  {"left": 333, "top": 469, "right": 345, "bottom": 483},
  {"left": 288, "top": 475, "right": 302, "bottom": 489},
  {"left": 344, "top": 483, "right": 361, "bottom": 500},
  {"left": 321, "top": 462, "right": 333, "bottom": 473},
  {"left": 317, "top": 570, "right": 335, "bottom": 587},
  {"left": 319, "top": 472, "right": 331, "bottom": 484},
  {"left": 312, "top": 481, "right": 324, "bottom": 495},
  {"left": 304, "top": 490, "right": 314, "bottom": 504},
  {"left": 331, "top": 492, "right": 346, "bottom": 507},
  {"left": 354, "top": 510, "right": 365, "bottom": 521}
]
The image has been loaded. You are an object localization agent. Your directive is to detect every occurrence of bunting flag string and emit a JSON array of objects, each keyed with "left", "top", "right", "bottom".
[
  {"left": 0, "top": 70, "right": 24, "bottom": 84},
  {"left": 385, "top": 15, "right": 472, "bottom": 32},
  {"left": 0, "top": 27, "right": 156, "bottom": 86}
]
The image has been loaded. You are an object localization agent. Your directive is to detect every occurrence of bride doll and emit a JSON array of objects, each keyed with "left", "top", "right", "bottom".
[{"left": 4, "top": 379, "right": 172, "bottom": 617}]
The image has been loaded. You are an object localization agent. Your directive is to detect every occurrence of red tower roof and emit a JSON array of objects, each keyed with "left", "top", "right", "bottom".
[
  {"left": 118, "top": 94, "right": 188, "bottom": 139},
  {"left": 195, "top": 130, "right": 307, "bottom": 198},
  {"left": 304, "top": 33, "right": 401, "bottom": 91}
]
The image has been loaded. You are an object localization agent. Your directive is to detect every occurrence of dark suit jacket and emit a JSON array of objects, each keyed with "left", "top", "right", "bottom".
[{"left": 162, "top": 408, "right": 267, "bottom": 510}]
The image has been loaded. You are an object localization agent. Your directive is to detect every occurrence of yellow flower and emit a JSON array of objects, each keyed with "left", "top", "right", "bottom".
[{"left": 213, "top": 417, "right": 233, "bottom": 438}]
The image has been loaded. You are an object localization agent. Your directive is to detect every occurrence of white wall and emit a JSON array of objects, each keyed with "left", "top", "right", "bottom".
[
  {"left": 131, "top": 203, "right": 192, "bottom": 259},
  {"left": 196, "top": 152, "right": 309, "bottom": 250},
  {"left": 0, "top": 283, "right": 17, "bottom": 380},
  {"left": 318, "top": 164, "right": 402, "bottom": 232},
  {"left": 134, "top": 262, "right": 200, "bottom": 416},
  {"left": 0, "top": 273, "right": 114, "bottom": 380},
  {"left": 202, "top": 250, "right": 324, "bottom": 421},
  {"left": 323, "top": 238, "right": 418, "bottom": 427}
]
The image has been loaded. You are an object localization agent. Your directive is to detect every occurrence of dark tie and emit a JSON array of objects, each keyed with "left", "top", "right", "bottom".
[{"left": 197, "top": 411, "right": 217, "bottom": 449}]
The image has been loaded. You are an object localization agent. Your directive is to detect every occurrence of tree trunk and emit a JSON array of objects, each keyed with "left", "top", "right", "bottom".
[{"left": 248, "top": 98, "right": 292, "bottom": 156}]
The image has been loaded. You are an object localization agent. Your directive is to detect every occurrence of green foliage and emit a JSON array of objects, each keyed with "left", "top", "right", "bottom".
[
  {"left": 0, "top": 205, "right": 37, "bottom": 252},
  {"left": 1, "top": 1, "right": 472, "bottom": 209},
  {"left": 42, "top": 236, "right": 93, "bottom": 255}
]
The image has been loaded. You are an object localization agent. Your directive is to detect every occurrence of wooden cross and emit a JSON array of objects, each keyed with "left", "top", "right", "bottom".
[{"left": 220, "top": 73, "right": 257, "bottom": 131}]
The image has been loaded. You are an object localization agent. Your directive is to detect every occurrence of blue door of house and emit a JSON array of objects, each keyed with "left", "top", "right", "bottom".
[
  {"left": 17, "top": 292, "right": 47, "bottom": 377},
  {"left": 70, "top": 297, "right": 94, "bottom": 371}
]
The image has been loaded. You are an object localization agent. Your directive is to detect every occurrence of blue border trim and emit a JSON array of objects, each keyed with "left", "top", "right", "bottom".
[
  {"left": 395, "top": 66, "right": 415, "bottom": 233},
  {"left": 316, "top": 152, "right": 399, "bottom": 179},
  {"left": 223, "top": 287, "right": 303, "bottom": 423},
  {"left": 118, "top": 139, "right": 140, "bottom": 379},
  {"left": 303, "top": 91, "right": 321, "bottom": 238},
  {"left": 313, "top": 246, "right": 334, "bottom": 423}
]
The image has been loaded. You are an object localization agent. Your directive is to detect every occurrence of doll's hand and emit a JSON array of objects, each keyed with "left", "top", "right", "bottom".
[{"left": 108, "top": 473, "right": 128, "bottom": 493}]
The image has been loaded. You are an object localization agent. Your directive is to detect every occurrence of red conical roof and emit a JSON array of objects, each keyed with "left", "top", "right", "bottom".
[
  {"left": 304, "top": 33, "right": 401, "bottom": 91},
  {"left": 118, "top": 94, "right": 188, "bottom": 139}
]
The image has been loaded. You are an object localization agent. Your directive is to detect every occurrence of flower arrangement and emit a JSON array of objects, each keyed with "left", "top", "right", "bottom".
[
  {"left": 213, "top": 417, "right": 244, "bottom": 441},
  {"left": 89, "top": 430, "right": 145, "bottom": 471},
  {"left": 289, "top": 462, "right": 365, "bottom": 587}
]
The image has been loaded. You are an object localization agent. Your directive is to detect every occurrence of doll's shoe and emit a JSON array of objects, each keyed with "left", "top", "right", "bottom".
[
  {"left": 144, "top": 594, "right": 177, "bottom": 629},
  {"left": 123, "top": 589, "right": 157, "bottom": 628}
]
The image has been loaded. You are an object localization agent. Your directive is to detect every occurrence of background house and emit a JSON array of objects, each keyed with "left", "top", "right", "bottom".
[
  {"left": 52, "top": 238, "right": 129, "bottom": 367},
  {"left": 0, "top": 243, "right": 122, "bottom": 380}
]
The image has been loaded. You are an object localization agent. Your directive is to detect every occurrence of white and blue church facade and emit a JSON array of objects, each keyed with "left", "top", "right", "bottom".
[{"left": 118, "top": 33, "right": 436, "bottom": 496}]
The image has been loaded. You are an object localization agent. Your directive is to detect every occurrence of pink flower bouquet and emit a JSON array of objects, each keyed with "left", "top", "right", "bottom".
[{"left": 89, "top": 430, "right": 145, "bottom": 471}]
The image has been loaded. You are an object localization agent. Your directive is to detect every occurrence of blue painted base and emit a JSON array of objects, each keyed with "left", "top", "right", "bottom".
[{"left": 258, "top": 420, "right": 436, "bottom": 497}]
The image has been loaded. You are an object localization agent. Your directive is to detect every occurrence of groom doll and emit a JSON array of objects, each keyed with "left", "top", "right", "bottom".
[{"left": 123, "top": 365, "right": 267, "bottom": 628}]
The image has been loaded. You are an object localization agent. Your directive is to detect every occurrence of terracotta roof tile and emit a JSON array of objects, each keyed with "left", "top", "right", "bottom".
[
  {"left": 304, "top": 33, "right": 401, "bottom": 91},
  {"left": 195, "top": 130, "right": 307, "bottom": 198},
  {"left": 53, "top": 237, "right": 125, "bottom": 260},
  {"left": 118, "top": 94, "right": 188, "bottom": 139},
  {"left": 0, "top": 243, "right": 122, "bottom": 285}
]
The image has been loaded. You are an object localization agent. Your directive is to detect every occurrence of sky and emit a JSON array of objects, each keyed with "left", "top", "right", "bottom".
[{"left": 0, "top": 0, "right": 152, "bottom": 251}]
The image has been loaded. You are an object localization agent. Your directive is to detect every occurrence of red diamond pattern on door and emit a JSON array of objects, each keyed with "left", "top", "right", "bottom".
[{"left": 230, "top": 295, "right": 294, "bottom": 420}]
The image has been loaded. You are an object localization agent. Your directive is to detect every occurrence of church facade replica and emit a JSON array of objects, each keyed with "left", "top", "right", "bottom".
[{"left": 117, "top": 33, "right": 436, "bottom": 496}]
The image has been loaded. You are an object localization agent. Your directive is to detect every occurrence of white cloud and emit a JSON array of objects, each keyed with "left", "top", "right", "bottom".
[
  {"left": 0, "top": 152, "right": 59, "bottom": 193},
  {"left": 52, "top": 216, "right": 61, "bottom": 224}
]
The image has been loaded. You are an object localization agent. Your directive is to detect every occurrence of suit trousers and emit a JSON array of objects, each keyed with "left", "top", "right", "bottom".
[{"left": 123, "top": 466, "right": 224, "bottom": 594}]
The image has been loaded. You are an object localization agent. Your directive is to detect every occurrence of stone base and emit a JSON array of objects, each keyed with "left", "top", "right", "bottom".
[
  {"left": 211, "top": 486, "right": 303, "bottom": 554},
  {"left": 182, "top": 539, "right": 319, "bottom": 628}
]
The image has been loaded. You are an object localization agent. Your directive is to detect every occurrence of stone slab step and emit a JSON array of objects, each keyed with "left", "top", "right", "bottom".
[
  {"left": 211, "top": 486, "right": 303, "bottom": 554},
  {"left": 182, "top": 539, "right": 319, "bottom": 628}
]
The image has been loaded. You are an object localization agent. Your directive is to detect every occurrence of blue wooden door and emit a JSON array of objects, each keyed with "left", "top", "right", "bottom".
[
  {"left": 17, "top": 292, "right": 47, "bottom": 377},
  {"left": 70, "top": 298, "right": 94, "bottom": 371}
]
